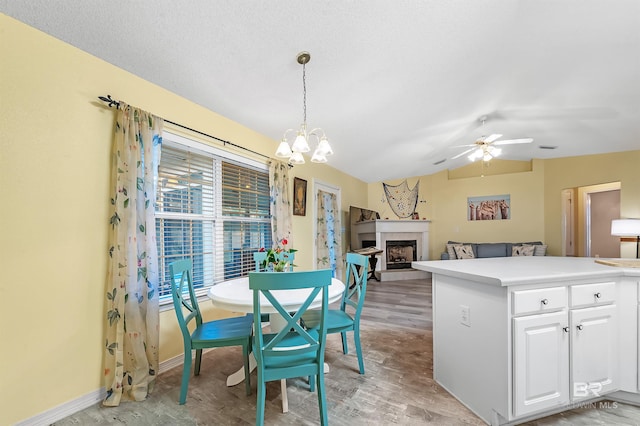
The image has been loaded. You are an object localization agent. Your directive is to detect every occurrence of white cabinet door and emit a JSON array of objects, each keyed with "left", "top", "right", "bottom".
[
  {"left": 513, "top": 311, "right": 570, "bottom": 417},
  {"left": 570, "top": 304, "right": 618, "bottom": 400}
]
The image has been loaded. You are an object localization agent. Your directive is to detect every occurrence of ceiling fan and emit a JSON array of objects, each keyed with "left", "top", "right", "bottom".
[{"left": 451, "top": 118, "right": 533, "bottom": 163}]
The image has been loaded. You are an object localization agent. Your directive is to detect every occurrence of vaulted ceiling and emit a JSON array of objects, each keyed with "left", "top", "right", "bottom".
[{"left": 2, "top": 1, "right": 639, "bottom": 182}]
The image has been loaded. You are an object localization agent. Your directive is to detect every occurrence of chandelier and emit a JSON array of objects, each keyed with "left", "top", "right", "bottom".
[{"left": 275, "top": 51, "right": 333, "bottom": 164}]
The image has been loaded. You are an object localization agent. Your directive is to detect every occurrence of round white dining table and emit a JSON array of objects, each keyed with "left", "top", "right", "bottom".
[
  {"left": 208, "top": 275, "right": 345, "bottom": 413},
  {"left": 207, "top": 275, "right": 345, "bottom": 380},
  {"left": 208, "top": 275, "right": 345, "bottom": 315}
]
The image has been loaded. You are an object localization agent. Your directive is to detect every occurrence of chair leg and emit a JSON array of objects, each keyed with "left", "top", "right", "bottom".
[
  {"left": 280, "top": 379, "right": 289, "bottom": 413},
  {"left": 309, "top": 375, "right": 316, "bottom": 392},
  {"left": 354, "top": 327, "right": 365, "bottom": 374},
  {"left": 194, "top": 348, "right": 203, "bottom": 375},
  {"left": 341, "top": 331, "right": 349, "bottom": 354},
  {"left": 317, "top": 372, "right": 328, "bottom": 426},
  {"left": 256, "top": 372, "right": 266, "bottom": 426},
  {"left": 179, "top": 350, "right": 192, "bottom": 405},
  {"left": 243, "top": 342, "right": 251, "bottom": 396}
]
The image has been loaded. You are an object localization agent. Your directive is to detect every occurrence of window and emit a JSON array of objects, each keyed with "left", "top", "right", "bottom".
[{"left": 155, "top": 132, "right": 272, "bottom": 304}]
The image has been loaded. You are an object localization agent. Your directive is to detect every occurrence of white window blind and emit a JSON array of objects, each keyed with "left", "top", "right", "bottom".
[{"left": 155, "top": 135, "right": 271, "bottom": 303}]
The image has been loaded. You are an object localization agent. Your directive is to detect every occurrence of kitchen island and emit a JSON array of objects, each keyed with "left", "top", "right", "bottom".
[{"left": 412, "top": 256, "right": 640, "bottom": 425}]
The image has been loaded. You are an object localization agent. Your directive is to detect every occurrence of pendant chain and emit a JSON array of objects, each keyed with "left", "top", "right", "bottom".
[{"left": 302, "top": 62, "right": 307, "bottom": 125}]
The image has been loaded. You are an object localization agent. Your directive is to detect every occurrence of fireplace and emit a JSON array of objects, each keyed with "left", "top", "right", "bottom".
[
  {"left": 351, "top": 219, "right": 430, "bottom": 281},
  {"left": 386, "top": 240, "right": 417, "bottom": 270}
]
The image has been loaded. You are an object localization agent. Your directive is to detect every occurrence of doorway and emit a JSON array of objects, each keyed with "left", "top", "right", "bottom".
[
  {"left": 312, "top": 180, "right": 343, "bottom": 279},
  {"left": 580, "top": 182, "right": 621, "bottom": 257}
]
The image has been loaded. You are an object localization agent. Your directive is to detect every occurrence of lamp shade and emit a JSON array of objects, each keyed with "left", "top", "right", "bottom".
[{"left": 611, "top": 219, "right": 640, "bottom": 236}]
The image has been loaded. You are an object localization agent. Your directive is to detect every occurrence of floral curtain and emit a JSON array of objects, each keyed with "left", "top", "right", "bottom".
[
  {"left": 104, "top": 103, "right": 163, "bottom": 406},
  {"left": 316, "top": 189, "right": 343, "bottom": 278},
  {"left": 269, "top": 160, "right": 293, "bottom": 247}
]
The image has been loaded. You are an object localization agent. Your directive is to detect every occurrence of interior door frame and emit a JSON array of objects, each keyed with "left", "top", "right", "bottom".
[{"left": 561, "top": 189, "right": 575, "bottom": 256}]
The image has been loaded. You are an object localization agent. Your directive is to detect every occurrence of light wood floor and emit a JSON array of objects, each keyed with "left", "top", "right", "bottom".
[{"left": 54, "top": 278, "right": 640, "bottom": 425}]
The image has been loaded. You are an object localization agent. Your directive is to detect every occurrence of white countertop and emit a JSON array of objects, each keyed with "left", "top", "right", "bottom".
[{"left": 412, "top": 256, "right": 640, "bottom": 286}]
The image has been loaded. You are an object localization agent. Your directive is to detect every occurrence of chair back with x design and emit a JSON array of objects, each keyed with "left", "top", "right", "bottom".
[
  {"left": 341, "top": 252, "right": 368, "bottom": 321},
  {"left": 169, "top": 259, "right": 253, "bottom": 403},
  {"left": 249, "top": 269, "right": 332, "bottom": 425}
]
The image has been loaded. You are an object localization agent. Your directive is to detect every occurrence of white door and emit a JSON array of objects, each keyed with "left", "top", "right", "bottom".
[
  {"left": 587, "top": 190, "right": 621, "bottom": 258},
  {"left": 513, "top": 311, "right": 569, "bottom": 417},
  {"left": 570, "top": 304, "right": 618, "bottom": 400}
]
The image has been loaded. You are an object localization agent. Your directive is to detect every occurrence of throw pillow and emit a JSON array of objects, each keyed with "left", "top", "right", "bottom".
[
  {"left": 446, "top": 243, "right": 463, "bottom": 259},
  {"left": 512, "top": 244, "right": 535, "bottom": 256},
  {"left": 454, "top": 244, "right": 475, "bottom": 259},
  {"left": 534, "top": 244, "right": 547, "bottom": 256}
]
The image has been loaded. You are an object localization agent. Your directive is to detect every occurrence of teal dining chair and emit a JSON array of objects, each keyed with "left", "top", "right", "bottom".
[
  {"left": 275, "top": 250, "right": 295, "bottom": 271},
  {"left": 302, "top": 252, "right": 369, "bottom": 377},
  {"left": 249, "top": 269, "right": 332, "bottom": 426},
  {"left": 169, "top": 259, "right": 254, "bottom": 404},
  {"left": 253, "top": 251, "right": 268, "bottom": 271}
]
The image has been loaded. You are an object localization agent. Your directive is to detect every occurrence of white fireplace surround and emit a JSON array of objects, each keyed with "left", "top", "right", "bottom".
[{"left": 353, "top": 219, "right": 430, "bottom": 273}]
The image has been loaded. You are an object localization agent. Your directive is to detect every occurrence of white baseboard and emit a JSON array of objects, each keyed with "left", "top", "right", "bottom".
[
  {"left": 15, "top": 387, "right": 106, "bottom": 426},
  {"left": 15, "top": 350, "right": 209, "bottom": 426}
]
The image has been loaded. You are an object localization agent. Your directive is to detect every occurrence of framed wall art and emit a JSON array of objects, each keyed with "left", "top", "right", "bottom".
[
  {"left": 293, "top": 177, "right": 307, "bottom": 216},
  {"left": 467, "top": 194, "right": 510, "bottom": 220}
]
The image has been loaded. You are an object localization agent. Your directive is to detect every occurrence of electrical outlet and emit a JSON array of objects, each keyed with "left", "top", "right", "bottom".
[{"left": 460, "top": 305, "right": 471, "bottom": 327}]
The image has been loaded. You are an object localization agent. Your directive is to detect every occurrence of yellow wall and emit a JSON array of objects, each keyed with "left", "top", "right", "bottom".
[
  {"left": 544, "top": 151, "right": 640, "bottom": 258},
  {"left": 0, "top": 15, "right": 367, "bottom": 424},
  {"left": 366, "top": 152, "right": 640, "bottom": 260},
  {"left": 367, "top": 159, "right": 545, "bottom": 259}
]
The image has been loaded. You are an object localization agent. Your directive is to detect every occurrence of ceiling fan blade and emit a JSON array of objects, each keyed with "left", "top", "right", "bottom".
[
  {"left": 483, "top": 134, "right": 503, "bottom": 143},
  {"left": 451, "top": 147, "right": 477, "bottom": 160},
  {"left": 492, "top": 138, "right": 534, "bottom": 145}
]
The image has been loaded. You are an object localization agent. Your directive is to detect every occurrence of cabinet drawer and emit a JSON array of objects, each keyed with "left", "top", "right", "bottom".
[
  {"left": 570, "top": 282, "right": 616, "bottom": 308},
  {"left": 512, "top": 287, "right": 567, "bottom": 315}
]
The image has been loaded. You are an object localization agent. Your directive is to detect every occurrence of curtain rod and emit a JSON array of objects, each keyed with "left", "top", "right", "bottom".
[{"left": 98, "top": 95, "right": 275, "bottom": 162}]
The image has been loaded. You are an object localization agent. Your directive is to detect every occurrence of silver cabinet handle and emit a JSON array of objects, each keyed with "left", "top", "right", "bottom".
[
  {"left": 595, "top": 292, "right": 601, "bottom": 299},
  {"left": 577, "top": 324, "right": 584, "bottom": 331},
  {"left": 563, "top": 326, "right": 570, "bottom": 333},
  {"left": 541, "top": 298, "right": 549, "bottom": 305}
]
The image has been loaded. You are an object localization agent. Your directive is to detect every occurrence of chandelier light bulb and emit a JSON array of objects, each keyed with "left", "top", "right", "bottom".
[
  {"left": 291, "top": 128, "right": 311, "bottom": 153},
  {"left": 311, "top": 148, "right": 328, "bottom": 163},
  {"left": 289, "top": 151, "right": 305, "bottom": 164},
  {"left": 275, "top": 140, "right": 293, "bottom": 158},
  {"left": 316, "top": 137, "right": 333, "bottom": 156}
]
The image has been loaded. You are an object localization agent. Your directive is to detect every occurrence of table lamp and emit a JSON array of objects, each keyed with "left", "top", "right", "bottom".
[{"left": 611, "top": 218, "right": 640, "bottom": 259}]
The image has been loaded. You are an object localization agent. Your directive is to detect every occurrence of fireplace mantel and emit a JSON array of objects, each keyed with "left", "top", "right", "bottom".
[{"left": 353, "top": 219, "right": 431, "bottom": 281}]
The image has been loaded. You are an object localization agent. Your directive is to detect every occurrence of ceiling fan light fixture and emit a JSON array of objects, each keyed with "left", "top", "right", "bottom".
[{"left": 468, "top": 148, "right": 484, "bottom": 161}]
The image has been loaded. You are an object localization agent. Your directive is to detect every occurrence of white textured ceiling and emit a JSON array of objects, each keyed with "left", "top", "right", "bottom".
[{"left": 2, "top": 1, "right": 639, "bottom": 182}]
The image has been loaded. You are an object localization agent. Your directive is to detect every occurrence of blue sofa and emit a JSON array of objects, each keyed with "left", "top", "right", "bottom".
[{"left": 441, "top": 241, "right": 546, "bottom": 260}]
